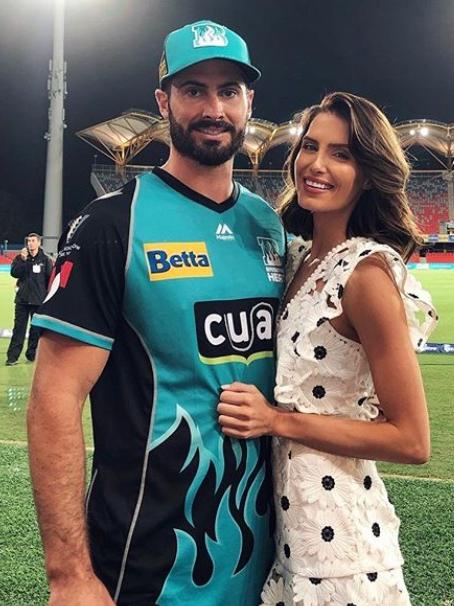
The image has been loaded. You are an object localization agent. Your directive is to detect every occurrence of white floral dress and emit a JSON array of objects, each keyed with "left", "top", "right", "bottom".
[{"left": 261, "top": 237, "right": 437, "bottom": 606}]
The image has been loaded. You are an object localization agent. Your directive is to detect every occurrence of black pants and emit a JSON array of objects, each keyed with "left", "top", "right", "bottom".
[{"left": 6, "top": 303, "right": 41, "bottom": 362}]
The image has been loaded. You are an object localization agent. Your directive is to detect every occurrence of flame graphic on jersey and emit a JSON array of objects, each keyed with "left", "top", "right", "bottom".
[{"left": 149, "top": 405, "right": 272, "bottom": 602}]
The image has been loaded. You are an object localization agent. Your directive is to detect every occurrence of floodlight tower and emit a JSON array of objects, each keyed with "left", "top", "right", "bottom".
[
  {"left": 442, "top": 134, "right": 454, "bottom": 220},
  {"left": 42, "top": 0, "right": 67, "bottom": 255}
]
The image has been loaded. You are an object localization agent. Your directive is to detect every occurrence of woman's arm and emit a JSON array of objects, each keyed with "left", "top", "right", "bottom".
[{"left": 218, "top": 257, "right": 430, "bottom": 464}]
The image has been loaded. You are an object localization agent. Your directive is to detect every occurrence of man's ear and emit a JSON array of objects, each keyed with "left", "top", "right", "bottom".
[
  {"left": 155, "top": 88, "right": 169, "bottom": 119},
  {"left": 246, "top": 88, "right": 254, "bottom": 119}
]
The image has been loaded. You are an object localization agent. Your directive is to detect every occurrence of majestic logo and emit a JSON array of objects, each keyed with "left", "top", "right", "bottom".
[
  {"left": 144, "top": 242, "right": 213, "bottom": 281},
  {"left": 257, "top": 237, "right": 284, "bottom": 283},
  {"left": 194, "top": 297, "right": 279, "bottom": 365},
  {"left": 66, "top": 214, "right": 89, "bottom": 243},
  {"left": 216, "top": 223, "right": 234, "bottom": 241},
  {"left": 192, "top": 24, "right": 228, "bottom": 48}
]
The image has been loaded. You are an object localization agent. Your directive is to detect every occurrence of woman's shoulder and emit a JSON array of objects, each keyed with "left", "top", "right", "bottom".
[
  {"left": 325, "top": 237, "right": 437, "bottom": 352},
  {"left": 321, "top": 237, "right": 403, "bottom": 284},
  {"left": 328, "top": 237, "right": 399, "bottom": 264}
]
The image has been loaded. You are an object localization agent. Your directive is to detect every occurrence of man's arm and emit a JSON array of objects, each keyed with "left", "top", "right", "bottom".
[
  {"left": 45, "top": 254, "right": 54, "bottom": 283},
  {"left": 28, "top": 332, "right": 115, "bottom": 606},
  {"left": 10, "top": 253, "right": 27, "bottom": 278}
]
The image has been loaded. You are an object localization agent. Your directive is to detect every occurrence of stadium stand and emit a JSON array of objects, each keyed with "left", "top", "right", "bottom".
[
  {"left": 407, "top": 174, "right": 449, "bottom": 234},
  {"left": 426, "top": 252, "right": 454, "bottom": 263},
  {"left": 92, "top": 166, "right": 451, "bottom": 242},
  {"left": 232, "top": 171, "right": 258, "bottom": 194},
  {"left": 92, "top": 166, "right": 126, "bottom": 192},
  {"left": 92, "top": 165, "right": 288, "bottom": 207},
  {"left": 257, "top": 172, "right": 286, "bottom": 205}
]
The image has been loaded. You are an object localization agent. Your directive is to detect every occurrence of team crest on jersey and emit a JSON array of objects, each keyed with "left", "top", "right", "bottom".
[
  {"left": 194, "top": 297, "right": 278, "bottom": 365},
  {"left": 192, "top": 24, "right": 228, "bottom": 48},
  {"left": 144, "top": 242, "right": 213, "bottom": 281},
  {"left": 257, "top": 237, "right": 284, "bottom": 283}
]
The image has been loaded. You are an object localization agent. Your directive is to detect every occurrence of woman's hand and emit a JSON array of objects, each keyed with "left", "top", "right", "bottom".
[{"left": 217, "top": 382, "right": 278, "bottom": 439}]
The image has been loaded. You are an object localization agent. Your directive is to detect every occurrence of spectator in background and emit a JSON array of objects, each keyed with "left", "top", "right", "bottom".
[{"left": 5, "top": 233, "right": 52, "bottom": 365}]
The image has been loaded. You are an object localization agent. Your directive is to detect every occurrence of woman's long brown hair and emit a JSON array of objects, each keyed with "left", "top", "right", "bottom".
[{"left": 279, "top": 92, "right": 423, "bottom": 261}]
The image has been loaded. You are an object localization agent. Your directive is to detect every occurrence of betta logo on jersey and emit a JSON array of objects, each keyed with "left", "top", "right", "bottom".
[
  {"left": 144, "top": 242, "right": 213, "bottom": 281},
  {"left": 194, "top": 297, "right": 279, "bottom": 365}
]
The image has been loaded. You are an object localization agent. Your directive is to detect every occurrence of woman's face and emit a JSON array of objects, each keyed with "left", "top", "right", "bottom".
[{"left": 294, "top": 111, "right": 366, "bottom": 217}]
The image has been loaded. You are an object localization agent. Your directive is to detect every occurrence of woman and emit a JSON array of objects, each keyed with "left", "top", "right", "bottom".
[{"left": 217, "top": 92, "right": 437, "bottom": 605}]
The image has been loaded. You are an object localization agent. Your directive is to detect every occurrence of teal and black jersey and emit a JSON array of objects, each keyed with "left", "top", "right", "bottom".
[{"left": 33, "top": 167, "right": 286, "bottom": 606}]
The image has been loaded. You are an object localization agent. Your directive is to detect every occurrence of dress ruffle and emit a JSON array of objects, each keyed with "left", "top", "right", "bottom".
[
  {"left": 276, "top": 237, "right": 437, "bottom": 418},
  {"left": 283, "top": 236, "right": 436, "bottom": 351}
]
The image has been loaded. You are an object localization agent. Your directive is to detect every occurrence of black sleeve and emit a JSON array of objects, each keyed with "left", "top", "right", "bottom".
[
  {"left": 10, "top": 255, "right": 27, "bottom": 279},
  {"left": 45, "top": 255, "right": 53, "bottom": 285},
  {"left": 32, "top": 184, "right": 134, "bottom": 350}
]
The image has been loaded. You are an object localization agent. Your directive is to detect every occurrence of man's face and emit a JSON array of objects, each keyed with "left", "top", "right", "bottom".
[
  {"left": 26, "top": 237, "right": 40, "bottom": 252},
  {"left": 156, "top": 60, "right": 253, "bottom": 166}
]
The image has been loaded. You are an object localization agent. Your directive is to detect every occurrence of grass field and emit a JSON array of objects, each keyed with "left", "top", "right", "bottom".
[{"left": 0, "top": 270, "right": 453, "bottom": 605}]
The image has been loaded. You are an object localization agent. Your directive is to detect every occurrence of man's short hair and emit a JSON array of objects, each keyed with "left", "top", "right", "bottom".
[
  {"left": 160, "top": 69, "right": 252, "bottom": 96},
  {"left": 27, "top": 233, "right": 42, "bottom": 240}
]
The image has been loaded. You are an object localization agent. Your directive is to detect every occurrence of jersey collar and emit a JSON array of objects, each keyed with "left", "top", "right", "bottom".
[{"left": 152, "top": 166, "right": 239, "bottom": 214}]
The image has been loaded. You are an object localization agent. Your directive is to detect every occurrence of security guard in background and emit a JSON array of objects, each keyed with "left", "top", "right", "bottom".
[{"left": 5, "top": 233, "right": 52, "bottom": 365}]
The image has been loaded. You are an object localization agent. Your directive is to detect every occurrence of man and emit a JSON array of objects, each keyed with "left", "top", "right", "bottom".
[
  {"left": 29, "top": 20, "right": 285, "bottom": 606},
  {"left": 5, "top": 233, "right": 52, "bottom": 365}
]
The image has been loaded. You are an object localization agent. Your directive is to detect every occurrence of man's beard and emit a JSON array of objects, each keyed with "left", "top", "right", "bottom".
[{"left": 168, "top": 110, "right": 246, "bottom": 166}]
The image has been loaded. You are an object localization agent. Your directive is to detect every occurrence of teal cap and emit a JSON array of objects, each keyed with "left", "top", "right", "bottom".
[{"left": 159, "top": 20, "right": 261, "bottom": 87}]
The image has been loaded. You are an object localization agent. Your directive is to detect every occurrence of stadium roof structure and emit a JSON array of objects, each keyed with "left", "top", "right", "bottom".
[
  {"left": 77, "top": 110, "right": 170, "bottom": 166},
  {"left": 77, "top": 112, "right": 454, "bottom": 171},
  {"left": 395, "top": 120, "right": 453, "bottom": 170},
  {"left": 77, "top": 110, "right": 301, "bottom": 169}
]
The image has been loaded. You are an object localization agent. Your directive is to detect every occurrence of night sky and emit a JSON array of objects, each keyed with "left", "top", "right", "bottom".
[{"left": 1, "top": 0, "right": 453, "bottom": 242}]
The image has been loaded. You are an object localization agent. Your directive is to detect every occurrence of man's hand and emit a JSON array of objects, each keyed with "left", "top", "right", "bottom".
[
  {"left": 49, "top": 576, "right": 115, "bottom": 606},
  {"left": 20, "top": 247, "right": 28, "bottom": 260},
  {"left": 217, "top": 382, "right": 277, "bottom": 439}
]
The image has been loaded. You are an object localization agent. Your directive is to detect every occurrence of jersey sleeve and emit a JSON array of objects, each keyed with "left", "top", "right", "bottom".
[{"left": 32, "top": 187, "right": 133, "bottom": 350}]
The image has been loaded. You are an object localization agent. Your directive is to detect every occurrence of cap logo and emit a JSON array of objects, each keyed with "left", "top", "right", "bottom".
[{"left": 192, "top": 24, "right": 228, "bottom": 48}]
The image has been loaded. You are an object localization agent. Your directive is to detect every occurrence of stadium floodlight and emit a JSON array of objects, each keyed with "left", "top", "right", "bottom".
[
  {"left": 289, "top": 125, "right": 303, "bottom": 136},
  {"left": 247, "top": 126, "right": 256, "bottom": 134},
  {"left": 42, "top": 0, "right": 66, "bottom": 256},
  {"left": 409, "top": 129, "right": 416, "bottom": 136},
  {"left": 420, "top": 127, "right": 429, "bottom": 137}
]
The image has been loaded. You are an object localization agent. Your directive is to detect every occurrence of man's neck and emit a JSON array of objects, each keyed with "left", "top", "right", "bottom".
[
  {"left": 29, "top": 249, "right": 39, "bottom": 257},
  {"left": 161, "top": 151, "right": 234, "bottom": 203}
]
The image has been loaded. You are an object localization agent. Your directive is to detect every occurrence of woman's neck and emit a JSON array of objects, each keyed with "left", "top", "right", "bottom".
[{"left": 309, "top": 215, "right": 349, "bottom": 262}]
